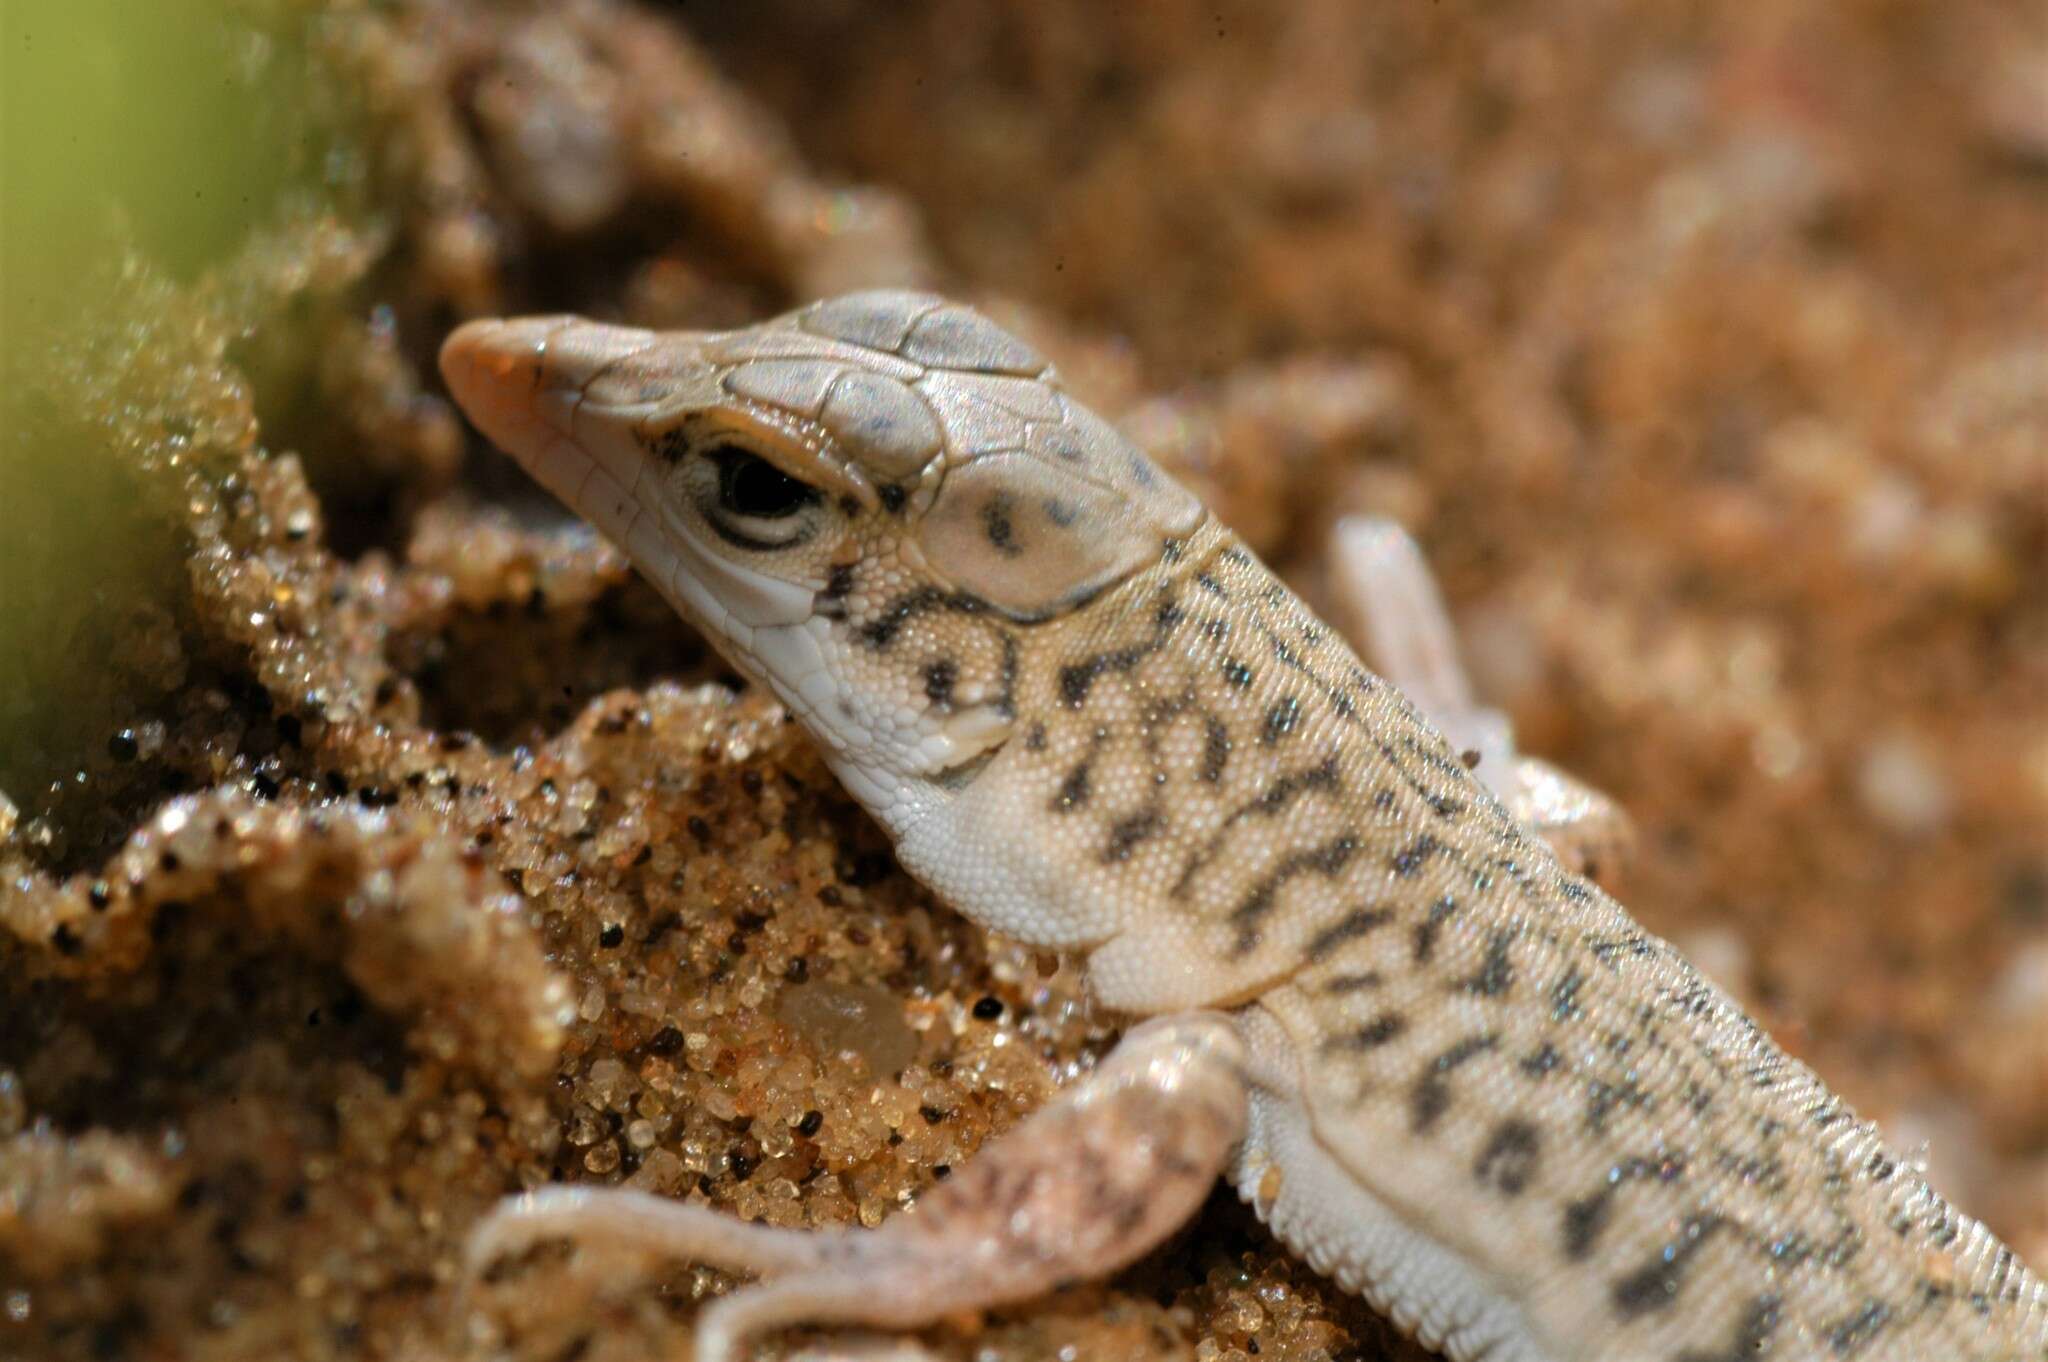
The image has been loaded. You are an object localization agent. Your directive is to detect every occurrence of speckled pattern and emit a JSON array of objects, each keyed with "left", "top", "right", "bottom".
[
  {"left": 441, "top": 294, "right": 2046, "bottom": 1360},
  {"left": 3, "top": 3, "right": 2044, "bottom": 1361}
]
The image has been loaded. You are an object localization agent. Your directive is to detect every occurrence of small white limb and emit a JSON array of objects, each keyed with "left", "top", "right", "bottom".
[
  {"left": 783, "top": 1339, "right": 946, "bottom": 1362},
  {"left": 466, "top": 1013, "right": 1249, "bottom": 1362},
  {"left": 1328, "top": 515, "right": 1498, "bottom": 761},
  {"left": 1328, "top": 515, "right": 1631, "bottom": 877},
  {"left": 465, "top": 1183, "right": 833, "bottom": 1283},
  {"left": 1500, "top": 754, "right": 1634, "bottom": 882}
]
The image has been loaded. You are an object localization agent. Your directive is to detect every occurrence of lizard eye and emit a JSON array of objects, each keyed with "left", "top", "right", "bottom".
[{"left": 713, "top": 446, "right": 816, "bottom": 520}]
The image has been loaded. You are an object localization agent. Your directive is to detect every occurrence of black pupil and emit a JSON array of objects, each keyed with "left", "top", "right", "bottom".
[{"left": 714, "top": 447, "right": 813, "bottom": 519}]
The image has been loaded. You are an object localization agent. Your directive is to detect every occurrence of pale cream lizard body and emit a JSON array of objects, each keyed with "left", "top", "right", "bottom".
[{"left": 440, "top": 293, "right": 2047, "bottom": 1362}]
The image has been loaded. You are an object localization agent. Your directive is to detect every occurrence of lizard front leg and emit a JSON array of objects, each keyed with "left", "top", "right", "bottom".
[{"left": 467, "top": 1013, "right": 1248, "bottom": 1362}]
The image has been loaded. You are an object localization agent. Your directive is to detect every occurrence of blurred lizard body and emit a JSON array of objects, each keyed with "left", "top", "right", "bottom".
[{"left": 442, "top": 293, "right": 2046, "bottom": 1362}]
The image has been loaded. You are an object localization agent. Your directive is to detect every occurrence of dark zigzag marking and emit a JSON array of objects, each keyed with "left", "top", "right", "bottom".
[
  {"left": 1612, "top": 1215, "right": 1726, "bottom": 1319},
  {"left": 1055, "top": 589, "right": 1181, "bottom": 708},
  {"left": 1412, "top": 1033, "right": 1499, "bottom": 1132},
  {"left": 1171, "top": 754, "right": 1342, "bottom": 897},
  {"left": 1226, "top": 835, "right": 1361, "bottom": 957}
]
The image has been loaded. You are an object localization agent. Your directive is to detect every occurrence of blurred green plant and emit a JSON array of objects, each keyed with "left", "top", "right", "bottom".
[{"left": 0, "top": 2, "right": 350, "bottom": 861}]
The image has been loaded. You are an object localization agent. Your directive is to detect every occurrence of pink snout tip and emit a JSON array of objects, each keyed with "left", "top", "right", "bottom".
[
  {"left": 440, "top": 314, "right": 672, "bottom": 453},
  {"left": 438, "top": 316, "right": 579, "bottom": 455}
]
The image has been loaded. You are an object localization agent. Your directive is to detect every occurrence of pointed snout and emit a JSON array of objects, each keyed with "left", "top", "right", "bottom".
[
  {"left": 439, "top": 315, "right": 660, "bottom": 458},
  {"left": 440, "top": 316, "right": 558, "bottom": 442},
  {"left": 439, "top": 315, "right": 698, "bottom": 532}
]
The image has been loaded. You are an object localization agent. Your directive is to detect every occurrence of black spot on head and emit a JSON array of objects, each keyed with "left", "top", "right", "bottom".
[
  {"left": 924, "top": 659, "right": 958, "bottom": 706},
  {"left": 981, "top": 495, "right": 1021, "bottom": 555},
  {"left": 877, "top": 482, "right": 908, "bottom": 513},
  {"left": 1474, "top": 1119, "right": 1542, "bottom": 1195},
  {"left": 822, "top": 563, "right": 856, "bottom": 600},
  {"left": 1043, "top": 429, "right": 1086, "bottom": 461},
  {"left": 1043, "top": 496, "right": 1079, "bottom": 527}
]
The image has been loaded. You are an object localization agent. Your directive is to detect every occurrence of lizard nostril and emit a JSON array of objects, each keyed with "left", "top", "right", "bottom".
[
  {"left": 440, "top": 320, "right": 540, "bottom": 390},
  {"left": 439, "top": 319, "right": 560, "bottom": 459}
]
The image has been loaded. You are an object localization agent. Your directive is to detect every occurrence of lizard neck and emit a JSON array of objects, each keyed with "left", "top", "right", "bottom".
[{"left": 891, "top": 516, "right": 1551, "bottom": 998}]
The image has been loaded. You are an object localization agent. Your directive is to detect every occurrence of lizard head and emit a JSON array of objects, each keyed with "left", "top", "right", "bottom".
[{"left": 440, "top": 291, "right": 1202, "bottom": 813}]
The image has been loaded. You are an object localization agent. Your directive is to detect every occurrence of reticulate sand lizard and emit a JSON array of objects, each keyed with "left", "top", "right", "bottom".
[{"left": 440, "top": 292, "right": 2046, "bottom": 1361}]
